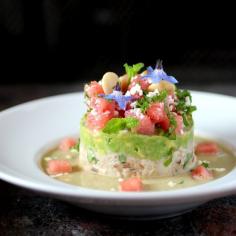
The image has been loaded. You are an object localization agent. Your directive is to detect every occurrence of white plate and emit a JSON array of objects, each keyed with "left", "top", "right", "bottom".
[{"left": 0, "top": 91, "right": 236, "bottom": 218}]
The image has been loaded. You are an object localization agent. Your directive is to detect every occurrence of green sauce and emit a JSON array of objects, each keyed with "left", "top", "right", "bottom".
[{"left": 41, "top": 137, "right": 236, "bottom": 191}]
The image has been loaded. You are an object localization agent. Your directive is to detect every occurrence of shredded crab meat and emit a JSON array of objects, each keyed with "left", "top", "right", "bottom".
[{"left": 209, "top": 168, "right": 226, "bottom": 172}]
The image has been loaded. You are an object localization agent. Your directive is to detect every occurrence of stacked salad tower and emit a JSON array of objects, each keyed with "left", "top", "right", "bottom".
[{"left": 79, "top": 61, "right": 197, "bottom": 178}]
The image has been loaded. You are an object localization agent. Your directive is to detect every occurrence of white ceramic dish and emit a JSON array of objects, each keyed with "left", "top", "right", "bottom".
[{"left": 0, "top": 91, "right": 236, "bottom": 218}]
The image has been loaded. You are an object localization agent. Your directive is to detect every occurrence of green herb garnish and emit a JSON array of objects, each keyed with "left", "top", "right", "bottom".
[
  {"left": 164, "top": 111, "right": 177, "bottom": 140},
  {"left": 183, "top": 153, "right": 192, "bottom": 169},
  {"left": 118, "top": 154, "right": 127, "bottom": 163},
  {"left": 178, "top": 180, "right": 184, "bottom": 184},
  {"left": 123, "top": 63, "right": 144, "bottom": 82},
  {"left": 70, "top": 141, "right": 80, "bottom": 153},
  {"left": 136, "top": 90, "right": 168, "bottom": 113},
  {"left": 103, "top": 117, "right": 139, "bottom": 134},
  {"left": 201, "top": 161, "right": 209, "bottom": 168},
  {"left": 164, "top": 148, "right": 174, "bottom": 166},
  {"left": 175, "top": 88, "right": 197, "bottom": 128},
  {"left": 87, "top": 149, "right": 98, "bottom": 164},
  {"left": 152, "top": 90, "right": 168, "bottom": 103},
  {"left": 136, "top": 97, "right": 150, "bottom": 113}
]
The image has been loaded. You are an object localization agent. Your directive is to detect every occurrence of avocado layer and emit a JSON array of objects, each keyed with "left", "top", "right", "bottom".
[{"left": 80, "top": 120, "right": 193, "bottom": 161}]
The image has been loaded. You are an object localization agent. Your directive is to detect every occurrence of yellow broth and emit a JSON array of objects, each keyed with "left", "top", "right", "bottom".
[{"left": 41, "top": 138, "right": 236, "bottom": 191}]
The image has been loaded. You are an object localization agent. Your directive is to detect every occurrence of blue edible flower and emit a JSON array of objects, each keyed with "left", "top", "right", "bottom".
[
  {"left": 100, "top": 91, "right": 132, "bottom": 110},
  {"left": 142, "top": 63, "right": 178, "bottom": 84}
]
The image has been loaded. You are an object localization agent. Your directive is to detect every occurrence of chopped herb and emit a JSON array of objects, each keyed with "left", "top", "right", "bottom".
[
  {"left": 106, "top": 137, "right": 112, "bottom": 144},
  {"left": 152, "top": 90, "right": 168, "bottom": 103},
  {"left": 164, "top": 155, "right": 173, "bottom": 167},
  {"left": 182, "top": 113, "right": 190, "bottom": 127},
  {"left": 87, "top": 149, "right": 98, "bottom": 164},
  {"left": 187, "top": 105, "right": 197, "bottom": 113},
  {"left": 176, "top": 89, "right": 192, "bottom": 101},
  {"left": 124, "top": 62, "right": 144, "bottom": 82},
  {"left": 175, "top": 88, "right": 196, "bottom": 128},
  {"left": 75, "top": 141, "right": 80, "bottom": 150},
  {"left": 201, "top": 161, "right": 209, "bottom": 168},
  {"left": 164, "top": 112, "right": 177, "bottom": 139},
  {"left": 136, "top": 97, "right": 150, "bottom": 112},
  {"left": 118, "top": 154, "right": 127, "bottom": 163},
  {"left": 183, "top": 153, "right": 192, "bottom": 168},
  {"left": 136, "top": 90, "right": 168, "bottom": 113},
  {"left": 103, "top": 117, "right": 139, "bottom": 134},
  {"left": 178, "top": 180, "right": 184, "bottom": 184},
  {"left": 70, "top": 148, "right": 79, "bottom": 153},
  {"left": 70, "top": 141, "right": 80, "bottom": 153}
]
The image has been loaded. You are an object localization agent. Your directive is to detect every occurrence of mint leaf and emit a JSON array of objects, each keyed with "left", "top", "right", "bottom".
[
  {"left": 123, "top": 62, "right": 144, "bottom": 81},
  {"left": 124, "top": 63, "right": 132, "bottom": 79},
  {"left": 103, "top": 117, "right": 139, "bottom": 134},
  {"left": 133, "top": 63, "right": 144, "bottom": 74},
  {"left": 125, "top": 117, "right": 139, "bottom": 129}
]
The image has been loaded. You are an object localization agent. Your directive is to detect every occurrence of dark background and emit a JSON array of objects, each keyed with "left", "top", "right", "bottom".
[{"left": 1, "top": 0, "right": 236, "bottom": 85}]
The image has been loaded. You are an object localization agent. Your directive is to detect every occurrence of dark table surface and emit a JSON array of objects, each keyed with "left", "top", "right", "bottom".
[{"left": 1, "top": 82, "right": 236, "bottom": 236}]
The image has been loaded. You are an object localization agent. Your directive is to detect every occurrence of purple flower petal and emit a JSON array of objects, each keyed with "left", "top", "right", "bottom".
[
  {"left": 163, "top": 75, "right": 178, "bottom": 84},
  {"left": 141, "top": 66, "right": 178, "bottom": 84},
  {"left": 147, "top": 66, "right": 154, "bottom": 73},
  {"left": 101, "top": 91, "right": 132, "bottom": 110},
  {"left": 142, "top": 68, "right": 162, "bottom": 83}
]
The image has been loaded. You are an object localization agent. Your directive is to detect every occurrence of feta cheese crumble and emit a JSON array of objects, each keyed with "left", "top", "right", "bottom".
[
  {"left": 168, "top": 181, "right": 177, "bottom": 187},
  {"left": 130, "top": 84, "right": 143, "bottom": 96},
  {"left": 129, "top": 108, "right": 145, "bottom": 119},
  {"left": 185, "top": 96, "right": 191, "bottom": 106},
  {"left": 130, "top": 101, "right": 137, "bottom": 108},
  {"left": 146, "top": 89, "right": 159, "bottom": 98}
]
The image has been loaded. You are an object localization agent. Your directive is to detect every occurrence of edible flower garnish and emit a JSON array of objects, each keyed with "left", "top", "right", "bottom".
[
  {"left": 142, "top": 60, "right": 178, "bottom": 84},
  {"left": 101, "top": 90, "right": 132, "bottom": 110}
]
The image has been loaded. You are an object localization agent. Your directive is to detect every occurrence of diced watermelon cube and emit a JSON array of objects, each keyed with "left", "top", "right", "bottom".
[
  {"left": 195, "top": 142, "right": 220, "bottom": 155},
  {"left": 59, "top": 138, "right": 76, "bottom": 152},
  {"left": 46, "top": 159, "right": 72, "bottom": 175},
  {"left": 120, "top": 177, "right": 143, "bottom": 192},
  {"left": 86, "top": 81, "right": 104, "bottom": 98},
  {"left": 191, "top": 165, "right": 213, "bottom": 180}
]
